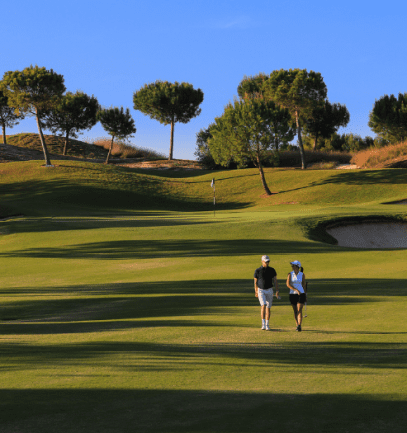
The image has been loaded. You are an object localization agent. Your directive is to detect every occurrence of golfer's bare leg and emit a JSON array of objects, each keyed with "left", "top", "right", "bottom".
[
  {"left": 266, "top": 308, "right": 270, "bottom": 321},
  {"left": 297, "top": 303, "right": 304, "bottom": 326},
  {"left": 292, "top": 304, "right": 298, "bottom": 325}
]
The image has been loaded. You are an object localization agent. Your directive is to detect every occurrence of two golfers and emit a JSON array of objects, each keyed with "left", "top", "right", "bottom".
[
  {"left": 254, "top": 256, "right": 307, "bottom": 331},
  {"left": 253, "top": 255, "right": 279, "bottom": 330}
]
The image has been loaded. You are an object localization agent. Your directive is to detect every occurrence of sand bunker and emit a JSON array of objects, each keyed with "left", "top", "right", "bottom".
[{"left": 326, "top": 222, "right": 407, "bottom": 249}]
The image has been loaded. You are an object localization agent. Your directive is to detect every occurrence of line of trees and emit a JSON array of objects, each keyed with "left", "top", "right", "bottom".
[
  {"left": 1, "top": 65, "right": 406, "bottom": 174},
  {"left": 0, "top": 65, "right": 204, "bottom": 166},
  {"left": 196, "top": 68, "right": 407, "bottom": 194}
]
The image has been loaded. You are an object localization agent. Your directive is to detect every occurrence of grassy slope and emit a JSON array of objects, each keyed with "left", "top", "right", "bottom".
[
  {"left": 1, "top": 133, "right": 109, "bottom": 159},
  {"left": 1, "top": 161, "right": 407, "bottom": 432}
]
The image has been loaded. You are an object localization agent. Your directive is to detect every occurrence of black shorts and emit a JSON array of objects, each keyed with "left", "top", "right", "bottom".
[{"left": 290, "top": 293, "right": 307, "bottom": 305}]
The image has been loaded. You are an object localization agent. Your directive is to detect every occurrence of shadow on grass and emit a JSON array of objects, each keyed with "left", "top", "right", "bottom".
[
  {"left": 0, "top": 238, "right": 341, "bottom": 260},
  {"left": 2, "top": 278, "right": 406, "bottom": 298},
  {"left": 1, "top": 215, "right": 218, "bottom": 235},
  {"left": 1, "top": 277, "right": 406, "bottom": 335},
  {"left": 1, "top": 339, "right": 406, "bottom": 370},
  {"left": 278, "top": 168, "right": 407, "bottom": 195},
  {"left": 0, "top": 178, "right": 251, "bottom": 216},
  {"left": 0, "top": 389, "right": 405, "bottom": 433}
]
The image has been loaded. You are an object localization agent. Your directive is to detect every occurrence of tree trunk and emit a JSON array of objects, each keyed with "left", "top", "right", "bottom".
[
  {"left": 313, "top": 133, "right": 318, "bottom": 151},
  {"left": 105, "top": 135, "right": 114, "bottom": 164},
  {"left": 35, "top": 110, "right": 52, "bottom": 166},
  {"left": 1, "top": 124, "right": 6, "bottom": 145},
  {"left": 63, "top": 130, "right": 70, "bottom": 155},
  {"left": 295, "top": 111, "right": 306, "bottom": 169},
  {"left": 257, "top": 154, "right": 272, "bottom": 195},
  {"left": 169, "top": 117, "right": 174, "bottom": 160}
]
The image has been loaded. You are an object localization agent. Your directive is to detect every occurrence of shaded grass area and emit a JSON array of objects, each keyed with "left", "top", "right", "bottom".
[{"left": 1, "top": 389, "right": 405, "bottom": 433}]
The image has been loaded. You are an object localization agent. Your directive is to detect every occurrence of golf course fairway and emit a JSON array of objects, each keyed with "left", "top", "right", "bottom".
[{"left": 0, "top": 161, "right": 406, "bottom": 432}]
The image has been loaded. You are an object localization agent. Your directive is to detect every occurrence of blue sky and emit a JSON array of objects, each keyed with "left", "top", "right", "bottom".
[{"left": 2, "top": 0, "right": 406, "bottom": 159}]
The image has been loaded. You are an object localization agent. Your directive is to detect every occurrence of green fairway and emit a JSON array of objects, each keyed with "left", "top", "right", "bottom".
[{"left": 1, "top": 161, "right": 407, "bottom": 432}]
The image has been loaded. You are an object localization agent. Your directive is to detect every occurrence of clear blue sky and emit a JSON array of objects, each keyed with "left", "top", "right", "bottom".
[{"left": 3, "top": 0, "right": 406, "bottom": 160}]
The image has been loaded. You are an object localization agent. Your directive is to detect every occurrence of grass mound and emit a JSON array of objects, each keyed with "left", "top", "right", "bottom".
[
  {"left": 351, "top": 140, "right": 407, "bottom": 168},
  {"left": 1, "top": 133, "right": 166, "bottom": 161},
  {"left": 1, "top": 133, "right": 108, "bottom": 159}
]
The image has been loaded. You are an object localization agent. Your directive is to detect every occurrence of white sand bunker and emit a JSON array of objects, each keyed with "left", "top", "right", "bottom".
[{"left": 327, "top": 222, "right": 407, "bottom": 249}]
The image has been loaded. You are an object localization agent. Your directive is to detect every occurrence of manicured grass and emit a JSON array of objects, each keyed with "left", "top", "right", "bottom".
[{"left": 0, "top": 161, "right": 407, "bottom": 432}]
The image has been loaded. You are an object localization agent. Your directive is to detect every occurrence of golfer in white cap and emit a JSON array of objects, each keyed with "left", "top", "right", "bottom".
[
  {"left": 286, "top": 260, "right": 307, "bottom": 331},
  {"left": 254, "top": 255, "right": 279, "bottom": 330}
]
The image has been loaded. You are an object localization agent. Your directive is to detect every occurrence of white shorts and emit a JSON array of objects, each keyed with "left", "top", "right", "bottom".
[{"left": 258, "top": 288, "right": 273, "bottom": 308}]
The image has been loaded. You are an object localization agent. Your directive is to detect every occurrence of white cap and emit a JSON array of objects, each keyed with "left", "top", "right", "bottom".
[
  {"left": 261, "top": 255, "right": 270, "bottom": 262},
  {"left": 290, "top": 260, "right": 301, "bottom": 267}
]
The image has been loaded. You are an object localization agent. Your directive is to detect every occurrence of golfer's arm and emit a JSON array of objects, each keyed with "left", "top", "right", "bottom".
[
  {"left": 254, "top": 278, "right": 259, "bottom": 294},
  {"left": 302, "top": 274, "right": 307, "bottom": 292},
  {"left": 274, "top": 276, "right": 279, "bottom": 292}
]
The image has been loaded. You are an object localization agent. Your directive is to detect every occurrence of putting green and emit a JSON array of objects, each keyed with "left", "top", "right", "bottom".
[{"left": 0, "top": 161, "right": 406, "bottom": 432}]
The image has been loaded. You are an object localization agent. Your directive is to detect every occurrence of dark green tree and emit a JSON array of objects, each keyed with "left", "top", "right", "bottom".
[
  {"left": 0, "top": 90, "right": 25, "bottom": 145},
  {"left": 43, "top": 91, "right": 99, "bottom": 155},
  {"left": 97, "top": 107, "right": 136, "bottom": 164},
  {"left": 208, "top": 96, "right": 294, "bottom": 195},
  {"left": 303, "top": 100, "right": 350, "bottom": 150},
  {"left": 368, "top": 93, "right": 407, "bottom": 143},
  {"left": 237, "top": 73, "right": 268, "bottom": 98},
  {"left": 0, "top": 65, "right": 66, "bottom": 166},
  {"left": 263, "top": 69, "right": 327, "bottom": 169},
  {"left": 237, "top": 75, "right": 296, "bottom": 151},
  {"left": 195, "top": 125, "right": 218, "bottom": 168},
  {"left": 133, "top": 81, "right": 204, "bottom": 160}
]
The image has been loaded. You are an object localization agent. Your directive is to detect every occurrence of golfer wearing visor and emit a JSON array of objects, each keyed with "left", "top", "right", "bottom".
[
  {"left": 254, "top": 255, "right": 279, "bottom": 331},
  {"left": 286, "top": 260, "right": 307, "bottom": 331}
]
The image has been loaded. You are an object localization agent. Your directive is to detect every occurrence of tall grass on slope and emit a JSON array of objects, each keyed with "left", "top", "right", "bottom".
[
  {"left": 277, "top": 149, "right": 352, "bottom": 168},
  {"left": 89, "top": 137, "right": 166, "bottom": 159},
  {"left": 351, "top": 140, "right": 407, "bottom": 168}
]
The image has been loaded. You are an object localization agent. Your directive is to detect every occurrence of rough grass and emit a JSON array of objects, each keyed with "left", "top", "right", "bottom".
[
  {"left": 276, "top": 149, "right": 352, "bottom": 167},
  {"left": 89, "top": 137, "right": 166, "bottom": 159},
  {"left": 351, "top": 140, "right": 407, "bottom": 168},
  {"left": 1, "top": 162, "right": 407, "bottom": 432}
]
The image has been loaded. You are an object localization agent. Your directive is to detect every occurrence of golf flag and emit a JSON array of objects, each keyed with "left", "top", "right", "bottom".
[{"left": 211, "top": 178, "right": 215, "bottom": 188}]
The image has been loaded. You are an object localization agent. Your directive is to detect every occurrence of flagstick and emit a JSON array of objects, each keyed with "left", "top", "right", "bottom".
[
  {"left": 211, "top": 178, "right": 216, "bottom": 217},
  {"left": 213, "top": 184, "right": 216, "bottom": 217}
]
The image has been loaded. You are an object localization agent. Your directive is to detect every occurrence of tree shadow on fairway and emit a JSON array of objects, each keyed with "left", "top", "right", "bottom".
[
  {"left": 277, "top": 168, "right": 407, "bottom": 195},
  {"left": 0, "top": 389, "right": 405, "bottom": 433},
  {"left": 318, "top": 169, "right": 407, "bottom": 186},
  {"left": 1, "top": 214, "right": 219, "bottom": 235},
  {"left": 0, "top": 238, "right": 338, "bottom": 260},
  {"left": 1, "top": 339, "right": 406, "bottom": 372},
  {"left": 0, "top": 178, "right": 251, "bottom": 216},
  {"left": 301, "top": 278, "right": 407, "bottom": 304}
]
